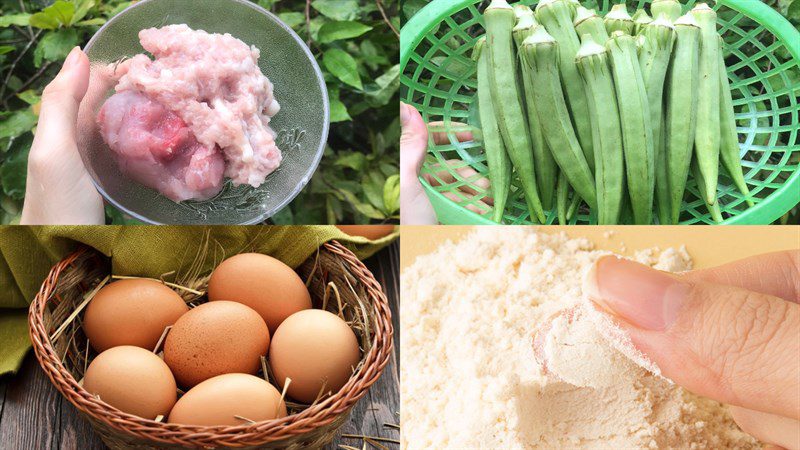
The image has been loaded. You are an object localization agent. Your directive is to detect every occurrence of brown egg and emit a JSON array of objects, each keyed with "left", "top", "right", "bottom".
[
  {"left": 83, "top": 279, "right": 189, "bottom": 352},
  {"left": 269, "top": 310, "right": 361, "bottom": 404},
  {"left": 336, "top": 225, "right": 396, "bottom": 240},
  {"left": 83, "top": 346, "right": 176, "bottom": 419},
  {"left": 169, "top": 373, "right": 287, "bottom": 426},
  {"left": 164, "top": 301, "right": 269, "bottom": 388},
  {"left": 207, "top": 253, "right": 311, "bottom": 334}
]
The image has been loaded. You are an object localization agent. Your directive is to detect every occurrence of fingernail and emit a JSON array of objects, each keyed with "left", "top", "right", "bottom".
[
  {"left": 400, "top": 102, "right": 411, "bottom": 124},
  {"left": 583, "top": 256, "right": 690, "bottom": 331},
  {"left": 63, "top": 47, "right": 82, "bottom": 69}
]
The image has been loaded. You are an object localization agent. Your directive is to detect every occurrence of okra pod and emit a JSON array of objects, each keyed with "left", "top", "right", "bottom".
[
  {"left": 651, "top": 0, "right": 682, "bottom": 22},
  {"left": 604, "top": 4, "right": 634, "bottom": 35},
  {"left": 717, "top": 35, "right": 754, "bottom": 207},
  {"left": 473, "top": 38, "right": 512, "bottom": 223},
  {"left": 606, "top": 31, "right": 654, "bottom": 224},
  {"left": 632, "top": 9, "right": 653, "bottom": 35},
  {"left": 691, "top": 3, "right": 721, "bottom": 205},
  {"left": 484, "top": 0, "right": 547, "bottom": 223},
  {"left": 638, "top": 17, "right": 675, "bottom": 224},
  {"left": 692, "top": 159, "right": 724, "bottom": 223},
  {"left": 514, "top": 6, "right": 558, "bottom": 211},
  {"left": 556, "top": 172, "right": 569, "bottom": 224},
  {"left": 566, "top": 192, "right": 581, "bottom": 221},
  {"left": 574, "top": 6, "right": 609, "bottom": 44},
  {"left": 522, "top": 27, "right": 597, "bottom": 209},
  {"left": 536, "top": 0, "right": 595, "bottom": 172},
  {"left": 576, "top": 34, "right": 624, "bottom": 224},
  {"left": 664, "top": 13, "right": 701, "bottom": 224}
]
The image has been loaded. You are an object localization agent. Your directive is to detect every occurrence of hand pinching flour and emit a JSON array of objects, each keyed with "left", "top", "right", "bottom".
[{"left": 401, "top": 228, "right": 758, "bottom": 449}]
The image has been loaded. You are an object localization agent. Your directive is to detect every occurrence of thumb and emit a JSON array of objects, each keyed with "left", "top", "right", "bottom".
[
  {"left": 400, "top": 102, "right": 429, "bottom": 179},
  {"left": 36, "top": 47, "right": 90, "bottom": 146},
  {"left": 584, "top": 255, "right": 800, "bottom": 419}
]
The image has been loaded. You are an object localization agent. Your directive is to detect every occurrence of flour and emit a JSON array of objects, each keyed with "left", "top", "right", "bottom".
[{"left": 400, "top": 227, "right": 758, "bottom": 449}]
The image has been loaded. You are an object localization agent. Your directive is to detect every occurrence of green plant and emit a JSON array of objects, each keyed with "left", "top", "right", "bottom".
[{"left": 0, "top": 0, "right": 399, "bottom": 224}]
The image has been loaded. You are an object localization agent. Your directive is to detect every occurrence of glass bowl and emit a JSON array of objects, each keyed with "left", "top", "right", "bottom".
[{"left": 77, "top": 0, "right": 328, "bottom": 224}]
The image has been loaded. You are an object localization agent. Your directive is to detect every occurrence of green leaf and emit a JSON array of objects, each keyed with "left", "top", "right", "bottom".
[
  {"left": 323, "top": 48, "right": 362, "bottom": 90},
  {"left": 363, "top": 172, "right": 385, "bottom": 210},
  {"left": 317, "top": 21, "right": 372, "bottom": 43},
  {"left": 383, "top": 174, "right": 400, "bottom": 215},
  {"left": 0, "top": 134, "right": 32, "bottom": 200},
  {"left": 367, "top": 64, "right": 399, "bottom": 107},
  {"left": 72, "top": 0, "right": 96, "bottom": 24},
  {"left": 311, "top": 0, "right": 360, "bottom": 21},
  {"left": 789, "top": 0, "right": 800, "bottom": 20},
  {"left": 277, "top": 12, "right": 305, "bottom": 28},
  {"left": 0, "top": 14, "right": 31, "bottom": 27},
  {"left": 0, "top": 46, "right": 14, "bottom": 56},
  {"left": 335, "top": 152, "right": 366, "bottom": 171},
  {"left": 33, "top": 28, "right": 78, "bottom": 67},
  {"left": 75, "top": 18, "right": 106, "bottom": 26},
  {"left": 337, "top": 188, "right": 385, "bottom": 219},
  {"left": 0, "top": 110, "right": 37, "bottom": 140},
  {"left": 16, "top": 90, "right": 41, "bottom": 105},
  {"left": 30, "top": 0, "right": 75, "bottom": 29}
]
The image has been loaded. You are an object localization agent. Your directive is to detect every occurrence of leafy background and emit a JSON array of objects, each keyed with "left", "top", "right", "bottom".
[
  {"left": 0, "top": 0, "right": 399, "bottom": 224},
  {"left": 400, "top": 0, "right": 800, "bottom": 224}
]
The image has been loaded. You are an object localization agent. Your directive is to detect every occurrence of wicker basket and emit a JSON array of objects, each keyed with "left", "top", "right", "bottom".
[{"left": 28, "top": 240, "right": 394, "bottom": 449}]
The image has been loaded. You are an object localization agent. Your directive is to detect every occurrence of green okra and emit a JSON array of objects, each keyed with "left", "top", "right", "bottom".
[
  {"left": 566, "top": 188, "right": 581, "bottom": 221},
  {"left": 606, "top": 30, "right": 654, "bottom": 224},
  {"left": 513, "top": 5, "right": 558, "bottom": 211},
  {"left": 576, "top": 34, "right": 624, "bottom": 224},
  {"left": 484, "top": 0, "right": 546, "bottom": 223},
  {"left": 651, "top": 0, "right": 683, "bottom": 22},
  {"left": 556, "top": 172, "right": 569, "bottom": 224},
  {"left": 473, "top": 38, "right": 512, "bottom": 223},
  {"left": 638, "top": 17, "right": 676, "bottom": 224},
  {"left": 632, "top": 9, "right": 653, "bottom": 35},
  {"left": 604, "top": 4, "right": 634, "bottom": 35},
  {"left": 574, "top": 6, "right": 609, "bottom": 44},
  {"left": 536, "top": 0, "right": 594, "bottom": 172},
  {"left": 664, "top": 13, "right": 701, "bottom": 224},
  {"left": 522, "top": 26, "right": 597, "bottom": 209},
  {"left": 692, "top": 159, "right": 724, "bottom": 223},
  {"left": 691, "top": 3, "right": 721, "bottom": 205},
  {"left": 717, "top": 35, "right": 754, "bottom": 207}
]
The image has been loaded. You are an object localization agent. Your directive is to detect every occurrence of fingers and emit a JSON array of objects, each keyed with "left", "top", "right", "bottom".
[
  {"left": 400, "top": 102, "right": 429, "bottom": 179},
  {"left": 681, "top": 250, "right": 800, "bottom": 303},
  {"left": 584, "top": 255, "right": 800, "bottom": 419},
  {"left": 427, "top": 121, "right": 474, "bottom": 145},
  {"left": 36, "top": 47, "right": 89, "bottom": 148},
  {"left": 729, "top": 406, "right": 800, "bottom": 450}
]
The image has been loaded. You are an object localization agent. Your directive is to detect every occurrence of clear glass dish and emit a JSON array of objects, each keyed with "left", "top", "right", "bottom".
[{"left": 77, "top": 0, "right": 328, "bottom": 224}]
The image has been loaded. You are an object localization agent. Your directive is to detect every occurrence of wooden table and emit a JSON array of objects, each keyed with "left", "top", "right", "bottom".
[{"left": 0, "top": 242, "right": 400, "bottom": 450}]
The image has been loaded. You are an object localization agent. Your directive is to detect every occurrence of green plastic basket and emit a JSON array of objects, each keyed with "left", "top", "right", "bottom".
[{"left": 400, "top": 0, "right": 800, "bottom": 224}]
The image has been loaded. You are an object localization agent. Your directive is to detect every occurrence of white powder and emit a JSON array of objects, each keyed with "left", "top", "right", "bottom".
[{"left": 400, "top": 227, "right": 758, "bottom": 449}]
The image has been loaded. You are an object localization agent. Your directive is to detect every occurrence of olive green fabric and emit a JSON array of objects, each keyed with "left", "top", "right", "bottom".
[{"left": 0, "top": 225, "right": 398, "bottom": 375}]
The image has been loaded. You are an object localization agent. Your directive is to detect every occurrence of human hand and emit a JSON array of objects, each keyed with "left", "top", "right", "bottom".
[
  {"left": 400, "top": 102, "right": 493, "bottom": 224},
  {"left": 582, "top": 251, "right": 800, "bottom": 450},
  {"left": 21, "top": 46, "right": 104, "bottom": 225}
]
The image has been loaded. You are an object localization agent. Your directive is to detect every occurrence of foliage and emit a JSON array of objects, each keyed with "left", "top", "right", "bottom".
[{"left": 0, "top": 0, "right": 399, "bottom": 224}]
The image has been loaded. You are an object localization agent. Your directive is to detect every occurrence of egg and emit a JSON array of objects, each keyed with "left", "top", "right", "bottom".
[
  {"left": 83, "top": 346, "right": 176, "bottom": 419},
  {"left": 207, "top": 253, "right": 311, "bottom": 333},
  {"left": 164, "top": 301, "right": 269, "bottom": 388},
  {"left": 336, "top": 225, "right": 396, "bottom": 240},
  {"left": 269, "top": 309, "right": 361, "bottom": 404},
  {"left": 83, "top": 279, "right": 189, "bottom": 352},
  {"left": 168, "top": 373, "right": 287, "bottom": 426}
]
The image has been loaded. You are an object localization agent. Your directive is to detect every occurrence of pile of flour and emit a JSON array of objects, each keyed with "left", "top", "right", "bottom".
[{"left": 400, "top": 228, "right": 758, "bottom": 449}]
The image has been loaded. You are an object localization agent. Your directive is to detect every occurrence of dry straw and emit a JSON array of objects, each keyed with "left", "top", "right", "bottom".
[{"left": 28, "top": 240, "right": 393, "bottom": 449}]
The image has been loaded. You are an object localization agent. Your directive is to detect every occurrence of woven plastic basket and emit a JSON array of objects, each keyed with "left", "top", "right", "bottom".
[
  {"left": 28, "top": 241, "right": 393, "bottom": 449},
  {"left": 400, "top": 0, "right": 800, "bottom": 224}
]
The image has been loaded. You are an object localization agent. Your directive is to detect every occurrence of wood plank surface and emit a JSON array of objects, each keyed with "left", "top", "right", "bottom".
[{"left": 0, "top": 242, "right": 400, "bottom": 450}]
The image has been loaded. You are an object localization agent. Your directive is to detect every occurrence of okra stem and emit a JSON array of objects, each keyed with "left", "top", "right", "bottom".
[
  {"left": 574, "top": 6, "right": 609, "bottom": 44},
  {"left": 604, "top": 4, "right": 634, "bottom": 35}
]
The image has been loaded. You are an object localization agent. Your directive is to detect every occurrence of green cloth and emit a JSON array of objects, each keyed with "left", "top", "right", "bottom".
[{"left": 0, "top": 225, "right": 398, "bottom": 375}]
